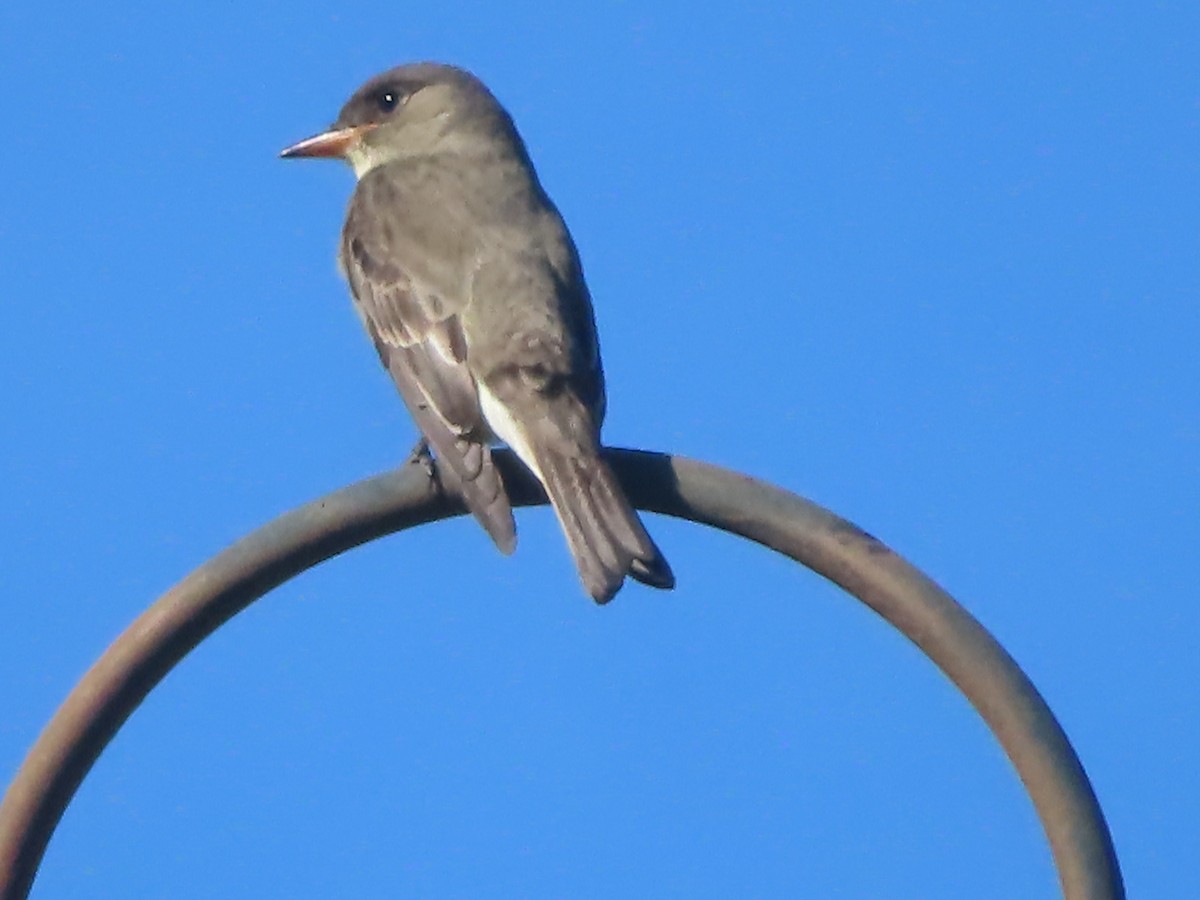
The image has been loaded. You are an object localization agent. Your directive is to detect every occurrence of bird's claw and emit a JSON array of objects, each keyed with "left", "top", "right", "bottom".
[{"left": 406, "top": 437, "right": 436, "bottom": 480}]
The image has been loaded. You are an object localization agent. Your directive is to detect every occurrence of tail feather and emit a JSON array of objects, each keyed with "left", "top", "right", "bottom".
[{"left": 537, "top": 447, "right": 674, "bottom": 604}]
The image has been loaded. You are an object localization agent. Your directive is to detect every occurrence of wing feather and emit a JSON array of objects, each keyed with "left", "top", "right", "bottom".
[{"left": 341, "top": 167, "right": 515, "bottom": 553}]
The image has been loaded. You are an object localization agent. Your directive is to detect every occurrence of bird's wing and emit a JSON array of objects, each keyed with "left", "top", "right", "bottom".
[{"left": 340, "top": 168, "right": 515, "bottom": 554}]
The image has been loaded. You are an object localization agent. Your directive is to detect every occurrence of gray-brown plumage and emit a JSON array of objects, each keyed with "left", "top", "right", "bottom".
[{"left": 281, "top": 62, "right": 673, "bottom": 603}]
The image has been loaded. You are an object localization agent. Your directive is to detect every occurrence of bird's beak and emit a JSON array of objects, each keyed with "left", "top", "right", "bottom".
[{"left": 279, "top": 124, "right": 376, "bottom": 160}]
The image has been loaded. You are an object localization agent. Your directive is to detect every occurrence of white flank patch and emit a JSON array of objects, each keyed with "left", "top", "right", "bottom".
[{"left": 477, "top": 383, "right": 544, "bottom": 482}]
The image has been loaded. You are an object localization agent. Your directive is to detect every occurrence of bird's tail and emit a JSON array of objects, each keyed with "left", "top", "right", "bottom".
[{"left": 534, "top": 443, "right": 674, "bottom": 604}]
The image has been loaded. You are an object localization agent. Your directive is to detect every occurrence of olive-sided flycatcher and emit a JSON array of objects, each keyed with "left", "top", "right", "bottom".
[{"left": 280, "top": 63, "right": 673, "bottom": 603}]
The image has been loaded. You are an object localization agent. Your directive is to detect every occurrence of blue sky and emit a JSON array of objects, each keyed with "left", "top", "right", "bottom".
[{"left": 2, "top": 3, "right": 1197, "bottom": 897}]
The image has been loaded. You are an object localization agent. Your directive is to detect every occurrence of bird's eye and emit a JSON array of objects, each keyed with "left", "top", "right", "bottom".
[{"left": 376, "top": 90, "right": 401, "bottom": 112}]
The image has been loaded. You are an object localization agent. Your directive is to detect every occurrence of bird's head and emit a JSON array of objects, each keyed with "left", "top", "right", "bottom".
[{"left": 280, "top": 62, "right": 519, "bottom": 177}]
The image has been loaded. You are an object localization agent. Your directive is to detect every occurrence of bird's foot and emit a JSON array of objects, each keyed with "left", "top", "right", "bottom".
[{"left": 405, "top": 437, "right": 436, "bottom": 480}]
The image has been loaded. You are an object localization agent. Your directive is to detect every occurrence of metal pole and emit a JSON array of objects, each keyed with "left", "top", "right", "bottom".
[{"left": 0, "top": 449, "right": 1124, "bottom": 899}]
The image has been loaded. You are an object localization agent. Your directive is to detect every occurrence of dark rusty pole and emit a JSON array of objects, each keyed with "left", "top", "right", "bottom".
[{"left": 0, "top": 450, "right": 1124, "bottom": 899}]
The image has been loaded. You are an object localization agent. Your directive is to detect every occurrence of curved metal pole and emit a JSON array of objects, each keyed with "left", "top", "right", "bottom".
[{"left": 0, "top": 450, "right": 1123, "bottom": 899}]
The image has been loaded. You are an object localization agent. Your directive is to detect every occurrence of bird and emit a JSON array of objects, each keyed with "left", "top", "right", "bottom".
[{"left": 280, "top": 62, "right": 674, "bottom": 604}]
